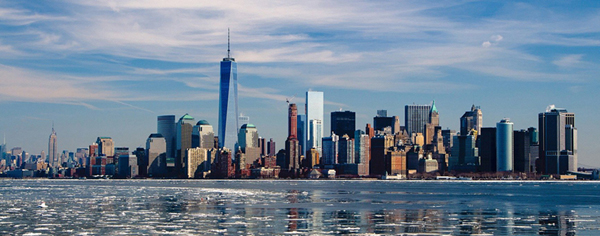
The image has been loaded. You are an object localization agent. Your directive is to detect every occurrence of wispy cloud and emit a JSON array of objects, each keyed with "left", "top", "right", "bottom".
[
  {"left": 0, "top": 0, "right": 598, "bottom": 98},
  {"left": 552, "top": 54, "right": 586, "bottom": 68}
]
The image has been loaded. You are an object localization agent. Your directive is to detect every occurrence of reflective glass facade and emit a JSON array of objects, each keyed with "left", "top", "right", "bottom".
[
  {"left": 306, "top": 91, "right": 324, "bottom": 154},
  {"left": 218, "top": 58, "right": 238, "bottom": 151},
  {"left": 496, "top": 119, "right": 513, "bottom": 172}
]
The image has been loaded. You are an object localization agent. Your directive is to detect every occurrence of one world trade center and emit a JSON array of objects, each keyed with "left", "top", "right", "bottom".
[{"left": 218, "top": 30, "right": 238, "bottom": 151}]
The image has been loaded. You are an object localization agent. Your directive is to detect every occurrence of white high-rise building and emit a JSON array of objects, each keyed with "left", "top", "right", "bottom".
[{"left": 306, "top": 90, "right": 324, "bottom": 155}]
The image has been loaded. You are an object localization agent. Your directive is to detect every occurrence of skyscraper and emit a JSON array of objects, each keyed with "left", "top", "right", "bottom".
[
  {"left": 285, "top": 104, "right": 301, "bottom": 172},
  {"left": 496, "top": 118, "right": 514, "bottom": 172},
  {"left": 338, "top": 134, "right": 354, "bottom": 164},
  {"left": 96, "top": 137, "right": 114, "bottom": 157},
  {"left": 192, "top": 120, "right": 215, "bottom": 149},
  {"left": 538, "top": 105, "right": 577, "bottom": 174},
  {"left": 424, "top": 101, "right": 440, "bottom": 145},
  {"left": 478, "top": 127, "right": 497, "bottom": 172},
  {"left": 48, "top": 126, "right": 57, "bottom": 167},
  {"left": 405, "top": 104, "right": 431, "bottom": 135},
  {"left": 322, "top": 132, "right": 339, "bottom": 165},
  {"left": 218, "top": 30, "right": 239, "bottom": 151},
  {"left": 331, "top": 110, "right": 356, "bottom": 139},
  {"left": 460, "top": 105, "right": 483, "bottom": 135},
  {"left": 146, "top": 133, "right": 166, "bottom": 176},
  {"left": 238, "top": 124, "right": 259, "bottom": 150},
  {"left": 157, "top": 115, "right": 176, "bottom": 165},
  {"left": 373, "top": 114, "right": 400, "bottom": 134},
  {"left": 306, "top": 90, "right": 324, "bottom": 154},
  {"left": 297, "top": 114, "right": 306, "bottom": 156},
  {"left": 514, "top": 129, "right": 532, "bottom": 173},
  {"left": 267, "top": 138, "right": 276, "bottom": 156},
  {"left": 176, "top": 114, "right": 195, "bottom": 172},
  {"left": 354, "top": 130, "right": 369, "bottom": 165}
]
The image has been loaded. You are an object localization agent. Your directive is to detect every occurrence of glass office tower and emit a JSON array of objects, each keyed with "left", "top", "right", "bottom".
[
  {"left": 218, "top": 33, "right": 238, "bottom": 151},
  {"left": 306, "top": 91, "right": 324, "bottom": 154},
  {"left": 405, "top": 104, "right": 431, "bottom": 135},
  {"left": 496, "top": 118, "right": 514, "bottom": 172}
]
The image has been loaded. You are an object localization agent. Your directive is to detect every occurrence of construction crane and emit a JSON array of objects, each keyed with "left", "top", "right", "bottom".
[{"left": 286, "top": 94, "right": 297, "bottom": 105}]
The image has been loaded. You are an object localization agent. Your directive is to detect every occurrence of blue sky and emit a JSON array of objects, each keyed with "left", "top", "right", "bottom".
[{"left": 0, "top": 1, "right": 598, "bottom": 166}]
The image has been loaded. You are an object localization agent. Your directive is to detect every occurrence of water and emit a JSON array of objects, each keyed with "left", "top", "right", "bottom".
[{"left": 1, "top": 180, "right": 599, "bottom": 235}]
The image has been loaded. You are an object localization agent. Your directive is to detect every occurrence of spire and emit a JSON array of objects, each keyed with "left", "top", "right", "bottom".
[
  {"left": 430, "top": 100, "right": 438, "bottom": 113},
  {"left": 223, "top": 28, "right": 235, "bottom": 61}
]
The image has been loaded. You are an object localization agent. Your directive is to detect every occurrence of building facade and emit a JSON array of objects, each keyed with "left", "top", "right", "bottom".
[
  {"left": 176, "top": 114, "right": 195, "bottom": 172},
  {"left": 331, "top": 110, "right": 356, "bottom": 139},
  {"left": 496, "top": 118, "right": 514, "bottom": 172},
  {"left": 48, "top": 127, "right": 57, "bottom": 168},
  {"left": 405, "top": 104, "right": 431, "bottom": 136},
  {"left": 218, "top": 36, "right": 239, "bottom": 151},
  {"left": 157, "top": 115, "right": 176, "bottom": 167},
  {"left": 538, "top": 106, "right": 577, "bottom": 174},
  {"left": 192, "top": 120, "right": 214, "bottom": 149},
  {"left": 306, "top": 90, "right": 324, "bottom": 155},
  {"left": 146, "top": 133, "right": 166, "bottom": 176}
]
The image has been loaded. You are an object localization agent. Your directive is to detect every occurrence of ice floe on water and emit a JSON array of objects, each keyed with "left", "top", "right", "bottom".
[{"left": 0, "top": 180, "right": 599, "bottom": 235}]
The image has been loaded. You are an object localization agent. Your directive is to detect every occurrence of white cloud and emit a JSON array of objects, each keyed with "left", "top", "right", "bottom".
[
  {"left": 552, "top": 54, "right": 585, "bottom": 68},
  {"left": 491, "top": 35, "right": 503, "bottom": 42},
  {"left": 0, "top": 0, "right": 598, "bottom": 97}
]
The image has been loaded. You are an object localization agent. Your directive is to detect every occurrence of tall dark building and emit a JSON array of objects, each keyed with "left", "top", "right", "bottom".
[
  {"left": 267, "top": 138, "right": 276, "bottom": 156},
  {"left": 369, "top": 134, "right": 394, "bottom": 176},
  {"left": 374, "top": 115, "right": 400, "bottom": 134},
  {"left": 514, "top": 129, "right": 532, "bottom": 173},
  {"left": 331, "top": 110, "right": 356, "bottom": 139},
  {"left": 297, "top": 114, "right": 306, "bottom": 157},
  {"left": 405, "top": 104, "right": 431, "bottom": 135},
  {"left": 258, "top": 137, "right": 266, "bottom": 156},
  {"left": 157, "top": 115, "right": 176, "bottom": 167},
  {"left": 478, "top": 127, "right": 496, "bottom": 172},
  {"left": 538, "top": 106, "right": 576, "bottom": 174},
  {"left": 460, "top": 105, "right": 483, "bottom": 135}
]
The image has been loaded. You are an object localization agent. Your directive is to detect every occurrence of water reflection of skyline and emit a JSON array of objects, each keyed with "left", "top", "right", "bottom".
[{"left": 0, "top": 180, "right": 595, "bottom": 235}]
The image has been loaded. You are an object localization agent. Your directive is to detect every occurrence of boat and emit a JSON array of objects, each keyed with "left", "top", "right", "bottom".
[
  {"left": 381, "top": 172, "right": 405, "bottom": 180},
  {"left": 37, "top": 201, "right": 48, "bottom": 208}
]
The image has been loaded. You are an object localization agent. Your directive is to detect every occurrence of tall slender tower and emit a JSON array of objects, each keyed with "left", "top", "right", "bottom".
[
  {"left": 306, "top": 90, "right": 324, "bottom": 155},
  {"left": 157, "top": 115, "right": 176, "bottom": 166},
  {"left": 48, "top": 125, "right": 57, "bottom": 167},
  {"left": 218, "top": 29, "right": 239, "bottom": 151},
  {"left": 286, "top": 104, "right": 300, "bottom": 172}
]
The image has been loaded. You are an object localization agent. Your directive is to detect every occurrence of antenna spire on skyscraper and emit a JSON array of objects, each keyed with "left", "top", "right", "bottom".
[{"left": 227, "top": 28, "right": 230, "bottom": 59}]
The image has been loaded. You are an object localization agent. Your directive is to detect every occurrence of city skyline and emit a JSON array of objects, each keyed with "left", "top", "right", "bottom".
[{"left": 0, "top": 1, "right": 598, "bottom": 167}]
